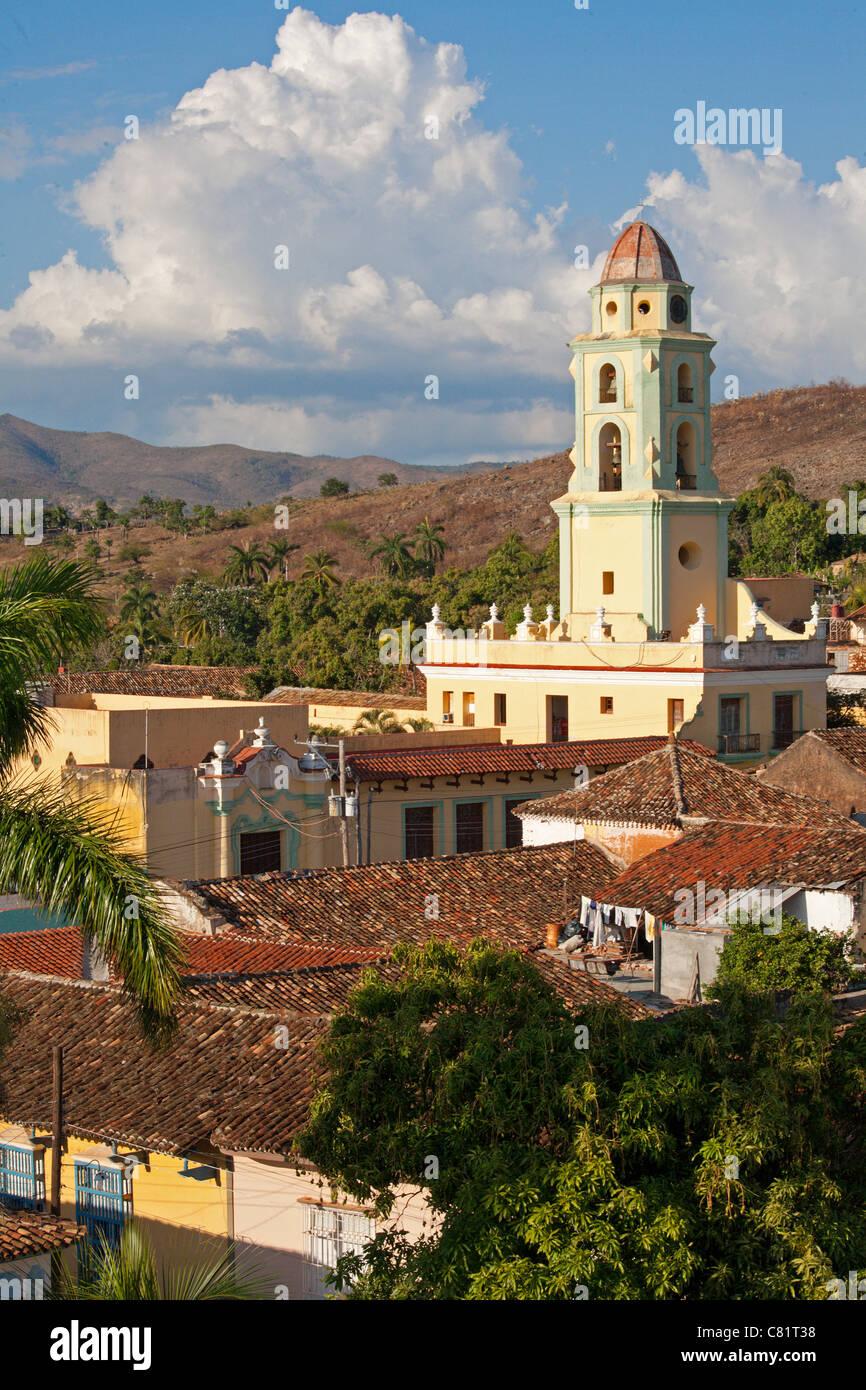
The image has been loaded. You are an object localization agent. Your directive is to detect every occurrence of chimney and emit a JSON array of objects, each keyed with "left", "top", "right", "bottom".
[{"left": 546, "top": 922, "right": 561, "bottom": 950}]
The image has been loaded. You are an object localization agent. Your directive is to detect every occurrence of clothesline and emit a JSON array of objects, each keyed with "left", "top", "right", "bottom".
[{"left": 560, "top": 897, "right": 670, "bottom": 953}]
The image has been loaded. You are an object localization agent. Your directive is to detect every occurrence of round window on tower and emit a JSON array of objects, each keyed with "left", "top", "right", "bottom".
[
  {"left": 678, "top": 542, "right": 702, "bottom": 571},
  {"left": 637, "top": 300, "right": 650, "bottom": 315},
  {"left": 605, "top": 300, "right": 617, "bottom": 316},
  {"left": 669, "top": 294, "right": 688, "bottom": 324}
]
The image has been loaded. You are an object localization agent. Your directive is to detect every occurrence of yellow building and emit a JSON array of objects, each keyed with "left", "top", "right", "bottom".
[{"left": 421, "top": 221, "right": 829, "bottom": 762}]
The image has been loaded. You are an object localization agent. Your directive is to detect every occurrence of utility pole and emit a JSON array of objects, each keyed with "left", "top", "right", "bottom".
[
  {"left": 337, "top": 739, "right": 349, "bottom": 869},
  {"left": 50, "top": 1045, "right": 63, "bottom": 1216},
  {"left": 355, "top": 775, "right": 362, "bottom": 866}
]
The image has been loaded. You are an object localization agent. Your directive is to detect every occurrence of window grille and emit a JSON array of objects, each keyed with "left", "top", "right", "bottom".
[
  {"left": 74, "top": 1159, "right": 132, "bottom": 1254},
  {"left": 303, "top": 1205, "right": 375, "bottom": 1300},
  {"left": 0, "top": 1143, "right": 45, "bottom": 1211}
]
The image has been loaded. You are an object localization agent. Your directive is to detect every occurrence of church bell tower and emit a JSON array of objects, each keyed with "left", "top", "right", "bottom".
[{"left": 552, "top": 221, "right": 734, "bottom": 643}]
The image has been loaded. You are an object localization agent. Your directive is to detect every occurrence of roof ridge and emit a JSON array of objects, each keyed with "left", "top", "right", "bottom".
[{"left": 668, "top": 733, "right": 686, "bottom": 818}]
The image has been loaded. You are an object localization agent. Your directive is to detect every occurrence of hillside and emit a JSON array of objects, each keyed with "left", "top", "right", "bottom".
[
  {"left": 0, "top": 414, "right": 510, "bottom": 510},
  {"left": 0, "top": 382, "right": 863, "bottom": 599}
]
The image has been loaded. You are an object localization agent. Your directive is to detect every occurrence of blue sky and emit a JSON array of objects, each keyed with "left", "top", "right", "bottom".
[{"left": 0, "top": 1, "right": 863, "bottom": 467}]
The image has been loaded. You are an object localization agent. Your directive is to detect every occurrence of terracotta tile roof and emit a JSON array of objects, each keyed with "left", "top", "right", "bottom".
[
  {"left": 809, "top": 728, "right": 866, "bottom": 775},
  {"left": 182, "top": 842, "right": 618, "bottom": 950},
  {"left": 596, "top": 821, "right": 866, "bottom": 921},
  {"left": 0, "top": 924, "right": 644, "bottom": 1020},
  {"left": 0, "top": 974, "right": 327, "bottom": 1156},
  {"left": 0, "top": 926, "right": 381, "bottom": 981},
  {"left": 49, "top": 666, "right": 253, "bottom": 699},
  {"left": 0, "top": 1204, "right": 84, "bottom": 1261},
  {"left": 343, "top": 736, "right": 712, "bottom": 784},
  {"left": 182, "top": 949, "right": 651, "bottom": 1020},
  {"left": 517, "top": 741, "right": 854, "bottom": 830},
  {"left": 0, "top": 942, "right": 647, "bottom": 1155},
  {"left": 263, "top": 686, "right": 426, "bottom": 710}
]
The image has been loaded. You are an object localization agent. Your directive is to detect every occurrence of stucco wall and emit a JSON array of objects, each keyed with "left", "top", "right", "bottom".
[{"left": 757, "top": 735, "right": 866, "bottom": 817}]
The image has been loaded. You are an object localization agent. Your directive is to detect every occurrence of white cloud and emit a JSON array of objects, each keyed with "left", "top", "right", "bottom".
[
  {"left": 638, "top": 147, "right": 866, "bottom": 382},
  {"left": 167, "top": 393, "right": 571, "bottom": 468},
  {"left": 0, "top": 9, "right": 862, "bottom": 467}
]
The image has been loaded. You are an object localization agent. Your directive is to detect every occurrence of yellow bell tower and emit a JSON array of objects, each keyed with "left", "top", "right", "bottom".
[{"left": 552, "top": 221, "right": 734, "bottom": 643}]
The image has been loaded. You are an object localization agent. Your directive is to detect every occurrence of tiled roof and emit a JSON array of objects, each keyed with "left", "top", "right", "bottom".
[
  {"left": 343, "top": 736, "right": 713, "bottom": 784},
  {"left": 181, "top": 842, "right": 618, "bottom": 950},
  {"left": 49, "top": 666, "right": 253, "bottom": 699},
  {"left": 596, "top": 821, "right": 866, "bottom": 921},
  {"left": 518, "top": 741, "right": 854, "bottom": 830},
  {"left": 182, "top": 949, "right": 651, "bottom": 1021},
  {"left": 809, "top": 728, "right": 866, "bottom": 775},
  {"left": 0, "top": 926, "right": 381, "bottom": 982},
  {"left": 0, "top": 1204, "right": 84, "bottom": 1261},
  {"left": 0, "top": 942, "right": 647, "bottom": 1155},
  {"left": 0, "top": 974, "right": 326, "bottom": 1156},
  {"left": 263, "top": 686, "right": 426, "bottom": 710}
]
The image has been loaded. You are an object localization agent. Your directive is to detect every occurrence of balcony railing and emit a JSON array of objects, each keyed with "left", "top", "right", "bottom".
[
  {"left": 677, "top": 387, "right": 694, "bottom": 402},
  {"left": 771, "top": 728, "right": 804, "bottom": 751},
  {"left": 717, "top": 732, "right": 760, "bottom": 755}
]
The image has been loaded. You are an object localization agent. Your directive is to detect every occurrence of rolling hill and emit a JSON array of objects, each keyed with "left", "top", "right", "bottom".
[{"left": 0, "top": 382, "right": 863, "bottom": 598}]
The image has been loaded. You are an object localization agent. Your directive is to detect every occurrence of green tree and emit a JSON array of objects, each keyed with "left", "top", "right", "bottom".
[
  {"left": 378, "top": 473, "right": 399, "bottom": 488},
  {"left": 707, "top": 915, "right": 856, "bottom": 999},
  {"left": 0, "top": 556, "right": 182, "bottom": 1029},
  {"left": 119, "top": 583, "right": 164, "bottom": 654},
  {"left": 320, "top": 477, "right": 351, "bottom": 498},
  {"left": 369, "top": 533, "right": 415, "bottom": 579},
  {"left": 300, "top": 550, "right": 339, "bottom": 597},
  {"left": 352, "top": 708, "right": 404, "bottom": 734},
  {"left": 222, "top": 541, "right": 270, "bottom": 587},
  {"left": 82, "top": 538, "right": 101, "bottom": 563},
  {"left": 753, "top": 465, "right": 796, "bottom": 509},
  {"left": 298, "top": 939, "right": 866, "bottom": 1300},
  {"left": 268, "top": 537, "right": 299, "bottom": 581},
  {"left": 413, "top": 517, "right": 446, "bottom": 577},
  {"left": 117, "top": 541, "right": 150, "bottom": 567}
]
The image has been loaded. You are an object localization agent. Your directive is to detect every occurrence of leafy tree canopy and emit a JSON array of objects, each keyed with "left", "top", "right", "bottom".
[{"left": 298, "top": 939, "right": 866, "bottom": 1300}]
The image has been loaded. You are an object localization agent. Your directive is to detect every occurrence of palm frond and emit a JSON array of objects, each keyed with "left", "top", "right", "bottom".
[{"left": 0, "top": 779, "right": 183, "bottom": 1031}]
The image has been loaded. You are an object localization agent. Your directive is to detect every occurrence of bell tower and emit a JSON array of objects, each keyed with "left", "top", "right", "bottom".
[{"left": 552, "top": 221, "right": 734, "bottom": 642}]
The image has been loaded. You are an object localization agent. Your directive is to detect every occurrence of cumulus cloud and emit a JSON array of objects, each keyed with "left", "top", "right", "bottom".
[
  {"left": 638, "top": 147, "right": 866, "bottom": 382},
  {"left": 0, "top": 9, "right": 862, "bottom": 465}
]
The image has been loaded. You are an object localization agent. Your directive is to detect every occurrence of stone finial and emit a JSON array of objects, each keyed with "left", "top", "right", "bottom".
[
  {"left": 589, "top": 606, "right": 611, "bottom": 642},
  {"left": 596, "top": 606, "right": 605, "bottom": 622},
  {"left": 811, "top": 600, "right": 820, "bottom": 623},
  {"left": 749, "top": 601, "right": 760, "bottom": 625},
  {"left": 516, "top": 603, "right": 539, "bottom": 641},
  {"left": 432, "top": 603, "right": 441, "bottom": 622},
  {"left": 490, "top": 603, "right": 499, "bottom": 621},
  {"left": 688, "top": 603, "right": 714, "bottom": 643},
  {"left": 546, "top": 604, "right": 555, "bottom": 622}
]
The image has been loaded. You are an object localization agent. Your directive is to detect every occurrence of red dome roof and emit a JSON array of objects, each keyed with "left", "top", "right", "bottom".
[{"left": 600, "top": 221, "right": 682, "bottom": 284}]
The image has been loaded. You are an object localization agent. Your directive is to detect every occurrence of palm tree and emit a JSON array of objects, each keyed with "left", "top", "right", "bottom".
[
  {"left": 0, "top": 556, "right": 182, "bottom": 1029},
  {"left": 119, "top": 583, "right": 164, "bottom": 654},
  {"left": 370, "top": 533, "right": 415, "bottom": 578},
  {"left": 403, "top": 717, "right": 434, "bottom": 732},
  {"left": 174, "top": 604, "right": 212, "bottom": 649},
  {"left": 412, "top": 517, "right": 446, "bottom": 575},
  {"left": 268, "top": 537, "right": 299, "bottom": 581},
  {"left": 352, "top": 708, "right": 404, "bottom": 734},
  {"left": 55, "top": 1222, "right": 269, "bottom": 1300},
  {"left": 300, "top": 550, "right": 339, "bottom": 597},
  {"left": 753, "top": 465, "right": 796, "bottom": 509},
  {"left": 222, "top": 541, "right": 270, "bottom": 587}
]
